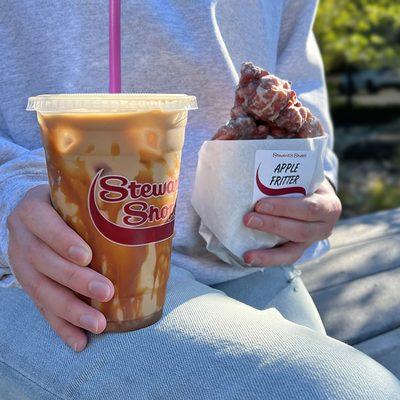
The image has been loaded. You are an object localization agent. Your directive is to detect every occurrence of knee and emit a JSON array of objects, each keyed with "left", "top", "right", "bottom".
[{"left": 245, "top": 329, "right": 400, "bottom": 399}]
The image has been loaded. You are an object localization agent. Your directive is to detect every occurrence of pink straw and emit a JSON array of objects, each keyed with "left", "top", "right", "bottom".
[{"left": 109, "top": 0, "right": 121, "bottom": 93}]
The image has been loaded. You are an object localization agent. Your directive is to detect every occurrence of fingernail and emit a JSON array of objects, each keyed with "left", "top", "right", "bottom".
[
  {"left": 258, "top": 202, "right": 273, "bottom": 213},
  {"left": 68, "top": 246, "right": 91, "bottom": 265},
  {"left": 66, "top": 337, "right": 85, "bottom": 352},
  {"left": 79, "top": 314, "right": 99, "bottom": 333},
  {"left": 88, "top": 280, "right": 112, "bottom": 301},
  {"left": 247, "top": 216, "right": 263, "bottom": 228},
  {"left": 243, "top": 254, "right": 252, "bottom": 266},
  {"left": 250, "top": 256, "right": 262, "bottom": 266}
]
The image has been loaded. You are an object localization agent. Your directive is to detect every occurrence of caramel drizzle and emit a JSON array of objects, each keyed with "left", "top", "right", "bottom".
[{"left": 38, "top": 110, "right": 186, "bottom": 325}]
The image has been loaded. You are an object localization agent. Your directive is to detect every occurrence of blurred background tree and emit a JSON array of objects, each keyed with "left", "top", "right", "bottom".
[
  {"left": 315, "top": 0, "right": 400, "bottom": 73},
  {"left": 315, "top": 0, "right": 400, "bottom": 106},
  {"left": 314, "top": 0, "right": 400, "bottom": 218}
]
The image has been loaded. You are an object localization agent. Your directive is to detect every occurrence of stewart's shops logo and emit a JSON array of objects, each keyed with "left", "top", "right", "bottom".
[{"left": 88, "top": 170, "right": 177, "bottom": 246}]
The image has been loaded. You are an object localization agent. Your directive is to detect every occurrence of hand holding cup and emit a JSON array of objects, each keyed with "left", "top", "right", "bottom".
[{"left": 7, "top": 185, "right": 114, "bottom": 351}]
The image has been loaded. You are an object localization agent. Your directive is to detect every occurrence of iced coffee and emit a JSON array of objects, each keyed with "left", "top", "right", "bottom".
[{"left": 27, "top": 94, "right": 197, "bottom": 332}]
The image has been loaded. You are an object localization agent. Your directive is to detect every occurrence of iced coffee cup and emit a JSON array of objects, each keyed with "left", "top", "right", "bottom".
[{"left": 27, "top": 94, "right": 197, "bottom": 332}]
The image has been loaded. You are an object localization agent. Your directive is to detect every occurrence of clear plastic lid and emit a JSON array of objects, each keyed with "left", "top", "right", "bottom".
[{"left": 26, "top": 93, "right": 198, "bottom": 113}]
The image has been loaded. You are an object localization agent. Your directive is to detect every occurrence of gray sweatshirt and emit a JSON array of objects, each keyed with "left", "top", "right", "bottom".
[{"left": 0, "top": 0, "right": 337, "bottom": 287}]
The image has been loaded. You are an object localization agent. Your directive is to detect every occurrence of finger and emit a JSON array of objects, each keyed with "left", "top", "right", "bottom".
[
  {"left": 30, "top": 235, "right": 114, "bottom": 302},
  {"left": 9, "top": 219, "right": 113, "bottom": 302},
  {"left": 244, "top": 212, "right": 331, "bottom": 242},
  {"left": 244, "top": 241, "right": 311, "bottom": 267},
  {"left": 20, "top": 264, "right": 106, "bottom": 334},
  {"left": 36, "top": 303, "right": 87, "bottom": 352},
  {"left": 10, "top": 225, "right": 106, "bottom": 335},
  {"left": 255, "top": 195, "right": 331, "bottom": 222},
  {"left": 19, "top": 190, "right": 92, "bottom": 266}
]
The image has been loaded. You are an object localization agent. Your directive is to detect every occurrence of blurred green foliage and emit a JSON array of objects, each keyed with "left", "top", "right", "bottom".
[
  {"left": 339, "top": 173, "right": 400, "bottom": 217},
  {"left": 368, "top": 179, "right": 400, "bottom": 210},
  {"left": 314, "top": 0, "right": 400, "bottom": 73},
  {"left": 315, "top": 0, "right": 400, "bottom": 217}
]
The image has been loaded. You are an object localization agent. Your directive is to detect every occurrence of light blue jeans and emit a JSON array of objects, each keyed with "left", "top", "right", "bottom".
[{"left": 1, "top": 266, "right": 399, "bottom": 400}]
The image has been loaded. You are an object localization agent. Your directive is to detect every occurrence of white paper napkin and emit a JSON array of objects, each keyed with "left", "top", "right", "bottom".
[{"left": 191, "top": 135, "right": 328, "bottom": 263}]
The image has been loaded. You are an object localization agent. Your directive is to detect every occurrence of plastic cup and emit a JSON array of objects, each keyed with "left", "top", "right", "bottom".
[{"left": 27, "top": 94, "right": 197, "bottom": 332}]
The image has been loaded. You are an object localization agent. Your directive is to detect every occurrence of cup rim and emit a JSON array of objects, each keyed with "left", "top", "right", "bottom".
[{"left": 26, "top": 93, "right": 198, "bottom": 113}]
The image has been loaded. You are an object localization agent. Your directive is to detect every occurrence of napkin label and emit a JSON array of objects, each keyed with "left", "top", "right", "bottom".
[{"left": 252, "top": 150, "right": 317, "bottom": 203}]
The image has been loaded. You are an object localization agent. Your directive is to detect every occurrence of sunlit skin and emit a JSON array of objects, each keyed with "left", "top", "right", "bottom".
[
  {"left": 7, "top": 185, "right": 108, "bottom": 352},
  {"left": 243, "top": 179, "right": 342, "bottom": 266}
]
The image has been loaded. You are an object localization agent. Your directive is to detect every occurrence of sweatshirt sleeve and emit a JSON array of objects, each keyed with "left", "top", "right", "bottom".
[
  {"left": 0, "top": 127, "right": 48, "bottom": 287},
  {"left": 274, "top": 0, "right": 338, "bottom": 265},
  {"left": 275, "top": 0, "right": 338, "bottom": 189}
]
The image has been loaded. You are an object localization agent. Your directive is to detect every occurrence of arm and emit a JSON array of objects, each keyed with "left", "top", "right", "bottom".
[
  {"left": 242, "top": 0, "right": 341, "bottom": 266},
  {"left": 0, "top": 130, "right": 48, "bottom": 286},
  {"left": 275, "top": 0, "right": 338, "bottom": 188}
]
